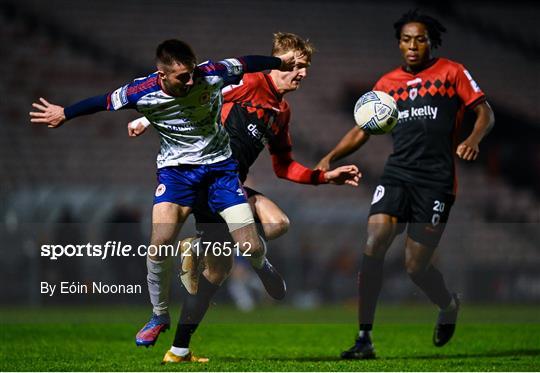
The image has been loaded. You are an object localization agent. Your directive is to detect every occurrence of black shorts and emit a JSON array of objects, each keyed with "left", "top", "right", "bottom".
[
  {"left": 368, "top": 177, "right": 455, "bottom": 248},
  {"left": 192, "top": 185, "right": 263, "bottom": 241}
]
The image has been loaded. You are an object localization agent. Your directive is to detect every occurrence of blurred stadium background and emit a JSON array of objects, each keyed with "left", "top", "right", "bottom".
[{"left": 1, "top": 0, "right": 539, "bottom": 314}]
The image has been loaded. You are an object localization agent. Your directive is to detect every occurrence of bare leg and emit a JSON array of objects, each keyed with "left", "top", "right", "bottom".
[
  {"left": 221, "top": 203, "right": 286, "bottom": 300},
  {"left": 249, "top": 194, "right": 290, "bottom": 240}
]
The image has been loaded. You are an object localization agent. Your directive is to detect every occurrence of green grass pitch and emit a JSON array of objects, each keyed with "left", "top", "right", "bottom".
[{"left": 1, "top": 304, "right": 539, "bottom": 371}]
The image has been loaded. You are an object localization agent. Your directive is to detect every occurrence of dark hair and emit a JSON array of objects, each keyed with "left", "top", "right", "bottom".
[
  {"left": 156, "top": 39, "right": 197, "bottom": 67},
  {"left": 393, "top": 9, "right": 446, "bottom": 49}
]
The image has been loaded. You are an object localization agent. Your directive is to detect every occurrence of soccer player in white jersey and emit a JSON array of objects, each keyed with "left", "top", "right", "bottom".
[
  {"left": 128, "top": 33, "right": 361, "bottom": 363},
  {"left": 30, "top": 39, "right": 296, "bottom": 362}
]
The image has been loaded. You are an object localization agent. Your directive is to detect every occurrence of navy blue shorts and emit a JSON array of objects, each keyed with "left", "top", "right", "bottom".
[{"left": 153, "top": 158, "right": 247, "bottom": 213}]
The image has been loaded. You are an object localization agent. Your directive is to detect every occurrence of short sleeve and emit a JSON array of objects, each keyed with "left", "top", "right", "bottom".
[{"left": 454, "top": 65, "right": 486, "bottom": 108}]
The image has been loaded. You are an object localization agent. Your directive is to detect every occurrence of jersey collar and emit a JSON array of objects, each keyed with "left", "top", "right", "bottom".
[{"left": 401, "top": 57, "right": 439, "bottom": 75}]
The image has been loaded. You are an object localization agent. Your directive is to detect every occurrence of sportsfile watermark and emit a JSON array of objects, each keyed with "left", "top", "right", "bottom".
[
  {"left": 2, "top": 221, "right": 539, "bottom": 325},
  {"left": 40, "top": 240, "right": 252, "bottom": 261}
]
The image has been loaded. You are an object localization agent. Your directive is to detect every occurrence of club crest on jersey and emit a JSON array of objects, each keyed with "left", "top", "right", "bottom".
[
  {"left": 199, "top": 92, "right": 210, "bottom": 105},
  {"left": 409, "top": 87, "right": 418, "bottom": 100},
  {"left": 155, "top": 184, "right": 166, "bottom": 197},
  {"left": 371, "top": 185, "right": 385, "bottom": 205}
]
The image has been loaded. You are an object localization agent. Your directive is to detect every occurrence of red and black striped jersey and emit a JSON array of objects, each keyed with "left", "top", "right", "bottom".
[{"left": 373, "top": 58, "right": 486, "bottom": 194}]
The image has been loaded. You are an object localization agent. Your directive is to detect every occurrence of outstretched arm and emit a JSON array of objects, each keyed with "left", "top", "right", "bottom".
[
  {"left": 322, "top": 165, "right": 361, "bottom": 186},
  {"left": 29, "top": 98, "right": 66, "bottom": 128},
  {"left": 456, "top": 101, "right": 495, "bottom": 161},
  {"left": 30, "top": 73, "right": 157, "bottom": 128},
  {"left": 316, "top": 126, "right": 370, "bottom": 171},
  {"left": 198, "top": 53, "right": 296, "bottom": 86},
  {"left": 241, "top": 52, "right": 296, "bottom": 72},
  {"left": 272, "top": 151, "right": 360, "bottom": 187},
  {"left": 30, "top": 94, "right": 109, "bottom": 128}
]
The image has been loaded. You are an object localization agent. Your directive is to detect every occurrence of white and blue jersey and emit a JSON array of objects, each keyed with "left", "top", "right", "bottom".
[
  {"left": 64, "top": 55, "right": 282, "bottom": 168},
  {"left": 106, "top": 59, "right": 249, "bottom": 167},
  {"left": 63, "top": 55, "right": 282, "bottom": 211}
]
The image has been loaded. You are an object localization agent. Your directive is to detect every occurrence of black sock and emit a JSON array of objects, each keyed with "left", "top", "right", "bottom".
[
  {"left": 409, "top": 265, "right": 452, "bottom": 309},
  {"left": 173, "top": 276, "right": 220, "bottom": 348},
  {"left": 358, "top": 254, "right": 384, "bottom": 332}
]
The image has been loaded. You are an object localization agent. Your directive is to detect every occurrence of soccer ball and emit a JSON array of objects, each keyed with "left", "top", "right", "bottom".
[{"left": 353, "top": 91, "right": 399, "bottom": 135}]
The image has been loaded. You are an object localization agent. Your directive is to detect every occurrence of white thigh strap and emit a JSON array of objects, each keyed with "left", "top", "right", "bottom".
[{"left": 219, "top": 203, "right": 255, "bottom": 232}]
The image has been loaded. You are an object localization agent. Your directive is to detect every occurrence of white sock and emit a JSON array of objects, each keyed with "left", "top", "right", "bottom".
[
  {"left": 170, "top": 346, "right": 189, "bottom": 357},
  {"left": 248, "top": 235, "right": 267, "bottom": 269},
  {"left": 359, "top": 330, "right": 371, "bottom": 339},
  {"left": 147, "top": 256, "right": 173, "bottom": 315}
]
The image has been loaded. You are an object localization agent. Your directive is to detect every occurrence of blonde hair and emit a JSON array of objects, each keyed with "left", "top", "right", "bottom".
[{"left": 271, "top": 32, "right": 314, "bottom": 62}]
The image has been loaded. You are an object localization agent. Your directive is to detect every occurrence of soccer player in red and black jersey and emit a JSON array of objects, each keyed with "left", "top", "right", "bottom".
[
  {"left": 317, "top": 10, "right": 495, "bottom": 359},
  {"left": 130, "top": 33, "right": 359, "bottom": 363}
]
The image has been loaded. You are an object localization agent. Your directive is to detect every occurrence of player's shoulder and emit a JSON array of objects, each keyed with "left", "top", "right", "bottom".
[
  {"left": 433, "top": 57, "right": 468, "bottom": 74},
  {"left": 132, "top": 72, "right": 159, "bottom": 86},
  {"left": 381, "top": 65, "right": 404, "bottom": 79},
  {"left": 195, "top": 60, "right": 220, "bottom": 76},
  {"left": 222, "top": 72, "right": 265, "bottom": 97},
  {"left": 236, "top": 72, "right": 280, "bottom": 101},
  {"left": 126, "top": 73, "right": 160, "bottom": 96},
  {"left": 374, "top": 66, "right": 404, "bottom": 89},
  {"left": 196, "top": 58, "right": 244, "bottom": 78},
  {"left": 437, "top": 57, "right": 463, "bottom": 68},
  {"left": 195, "top": 59, "right": 226, "bottom": 77},
  {"left": 241, "top": 71, "right": 267, "bottom": 87}
]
